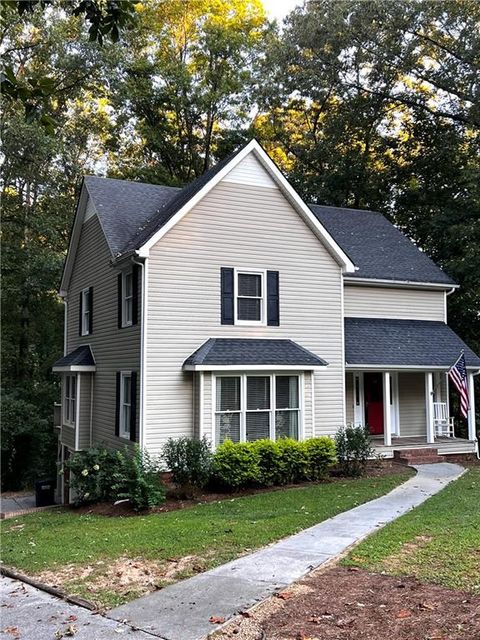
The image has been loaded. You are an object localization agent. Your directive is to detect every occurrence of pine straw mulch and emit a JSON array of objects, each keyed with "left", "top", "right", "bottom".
[{"left": 214, "top": 567, "right": 480, "bottom": 640}]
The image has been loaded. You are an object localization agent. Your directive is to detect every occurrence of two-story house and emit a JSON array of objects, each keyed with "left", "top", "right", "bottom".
[{"left": 53, "top": 140, "right": 479, "bottom": 501}]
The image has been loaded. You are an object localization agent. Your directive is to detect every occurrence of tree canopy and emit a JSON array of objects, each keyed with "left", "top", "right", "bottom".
[{"left": 1, "top": 0, "right": 479, "bottom": 487}]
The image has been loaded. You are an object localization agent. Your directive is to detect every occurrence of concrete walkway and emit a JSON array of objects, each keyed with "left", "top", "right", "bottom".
[
  {"left": 109, "top": 462, "right": 464, "bottom": 640},
  {"left": 0, "top": 576, "right": 154, "bottom": 640}
]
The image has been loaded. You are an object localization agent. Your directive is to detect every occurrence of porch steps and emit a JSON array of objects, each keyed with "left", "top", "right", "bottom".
[{"left": 393, "top": 447, "right": 442, "bottom": 466}]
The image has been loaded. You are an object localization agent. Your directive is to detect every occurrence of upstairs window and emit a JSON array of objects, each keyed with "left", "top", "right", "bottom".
[
  {"left": 122, "top": 272, "right": 133, "bottom": 327},
  {"left": 79, "top": 287, "right": 93, "bottom": 336},
  {"left": 235, "top": 270, "right": 266, "bottom": 325},
  {"left": 64, "top": 375, "right": 77, "bottom": 425}
]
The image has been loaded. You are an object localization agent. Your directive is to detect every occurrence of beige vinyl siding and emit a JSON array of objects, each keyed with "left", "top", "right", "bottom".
[
  {"left": 61, "top": 424, "right": 75, "bottom": 450},
  {"left": 344, "top": 285, "right": 445, "bottom": 321},
  {"left": 223, "top": 153, "right": 276, "bottom": 188},
  {"left": 66, "top": 214, "right": 141, "bottom": 449},
  {"left": 398, "top": 372, "right": 426, "bottom": 437},
  {"left": 145, "top": 180, "right": 344, "bottom": 454},
  {"left": 345, "top": 373, "right": 354, "bottom": 424}
]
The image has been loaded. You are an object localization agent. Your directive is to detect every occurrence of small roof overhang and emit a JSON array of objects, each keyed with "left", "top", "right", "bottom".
[
  {"left": 183, "top": 338, "right": 328, "bottom": 371},
  {"left": 52, "top": 345, "right": 96, "bottom": 373},
  {"left": 345, "top": 318, "right": 480, "bottom": 370}
]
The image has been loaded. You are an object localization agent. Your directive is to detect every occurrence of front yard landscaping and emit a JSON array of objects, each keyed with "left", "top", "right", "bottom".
[
  {"left": 343, "top": 466, "right": 480, "bottom": 595},
  {"left": 1, "top": 468, "right": 411, "bottom": 608}
]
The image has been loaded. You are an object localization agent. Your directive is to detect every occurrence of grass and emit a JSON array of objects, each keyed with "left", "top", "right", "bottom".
[
  {"left": 343, "top": 467, "right": 480, "bottom": 595},
  {"left": 1, "top": 470, "right": 411, "bottom": 607}
]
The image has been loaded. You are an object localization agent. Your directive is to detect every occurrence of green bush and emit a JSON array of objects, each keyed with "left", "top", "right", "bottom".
[
  {"left": 64, "top": 447, "right": 118, "bottom": 503},
  {"left": 276, "top": 438, "right": 309, "bottom": 484},
  {"left": 162, "top": 436, "right": 212, "bottom": 495},
  {"left": 334, "top": 425, "right": 376, "bottom": 476},
  {"left": 251, "top": 439, "right": 283, "bottom": 486},
  {"left": 111, "top": 447, "right": 166, "bottom": 511},
  {"left": 211, "top": 440, "right": 260, "bottom": 490},
  {"left": 211, "top": 437, "right": 337, "bottom": 490},
  {"left": 303, "top": 437, "right": 337, "bottom": 480},
  {"left": 66, "top": 446, "right": 166, "bottom": 510}
]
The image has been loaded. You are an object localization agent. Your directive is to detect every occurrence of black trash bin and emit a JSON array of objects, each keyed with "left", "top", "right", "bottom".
[{"left": 35, "top": 479, "right": 55, "bottom": 507}]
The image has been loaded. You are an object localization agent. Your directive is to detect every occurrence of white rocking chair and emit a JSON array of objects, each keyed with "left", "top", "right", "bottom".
[{"left": 433, "top": 402, "right": 455, "bottom": 438}]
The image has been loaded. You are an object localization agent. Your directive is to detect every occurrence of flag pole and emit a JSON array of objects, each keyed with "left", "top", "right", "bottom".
[{"left": 449, "top": 349, "right": 464, "bottom": 371}]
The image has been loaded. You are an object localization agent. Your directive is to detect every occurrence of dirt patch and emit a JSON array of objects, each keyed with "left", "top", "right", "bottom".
[
  {"left": 381, "top": 535, "right": 433, "bottom": 572},
  {"left": 35, "top": 555, "right": 207, "bottom": 600},
  {"left": 72, "top": 463, "right": 409, "bottom": 518},
  {"left": 215, "top": 567, "right": 480, "bottom": 640}
]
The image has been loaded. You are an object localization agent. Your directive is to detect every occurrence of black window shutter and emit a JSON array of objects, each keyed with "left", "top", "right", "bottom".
[
  {"left": 132, "top": 265, "right": 139, "bottom": 326},
  {"left": 220, "top": 267, "right": 234, "bottom": 325},
  {"left": 88, "top": 286, "right": 93, "bottom": 334},
  {"left": 115, "top": 372, "right": 121, "bottom": 437},
  {"left": 130, "top": 371, "right": 137, "bottom": 442},
  {"left": 267, "top": 271, "right": 280, "bottom": 326},
  {"left": 78, "top": 291, "right": 83, "bottom": 336},
  {"left": 117, "top": 273, "right": 123, "bottom": 329}
]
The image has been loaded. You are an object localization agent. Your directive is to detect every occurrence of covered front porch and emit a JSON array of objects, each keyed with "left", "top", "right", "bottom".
[{"left": 345, "top": 369, "right": 477, "bottom": 453}]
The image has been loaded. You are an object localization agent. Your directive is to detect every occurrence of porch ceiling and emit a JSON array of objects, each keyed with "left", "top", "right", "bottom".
[{"left": 345, "top": 318, "right": 480, "bottom": 369}]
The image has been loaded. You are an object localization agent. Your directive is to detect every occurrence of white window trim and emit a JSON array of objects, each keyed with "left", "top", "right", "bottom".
[
  {"left": 81, "top": 287, "right": 91, "bottom": 336},
  {"left": 119, "top": 371, "right": 132, "bottom": 439},
  {"left": 122, "top": 271, "right": 133, "bottom": 328},
  {"left": 213, "top": 372, "right": 304, "bottom": 447},
  {"left": 64, "top": 374, "right": 77, "bottom": 427},
  {"left": 234, "top": 268, "right": 267, "bottom": 326}
]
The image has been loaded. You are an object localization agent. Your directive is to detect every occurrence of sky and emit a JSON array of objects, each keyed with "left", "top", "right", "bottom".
[{"left": 261, "top": 0, "right": 303, "bottom": 23}]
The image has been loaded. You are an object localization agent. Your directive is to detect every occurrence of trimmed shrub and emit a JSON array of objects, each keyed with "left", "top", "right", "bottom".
[
  {"left": 251, "top": 439, "right": 283, "bottom": 486},
  {"left": 334, "top": 425, "right": 376, "bottom": 476},
  {"left": 276, "top": 438, "right": 309, "bottom": 484},
  {"left": 66, "top": 445, "right": 166, "bottom": 510},
  {"left": 111, "top": 447, "right": 166, "bottom": 511},
  {"left": 162, "top": 437, "right": 212, "bottom": 495},
  {"left": 303, "top": 437, "right": 337, "bottom": 480},
  {"left": 211, "top": 440, "right": 260, "bottom": 490},
  {"left": 64, "top": 447, "right": 118, "bottom": 504}
]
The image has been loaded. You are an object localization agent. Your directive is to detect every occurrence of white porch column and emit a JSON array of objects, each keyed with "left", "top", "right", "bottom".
[
  {"left": 425, "top": 372, "right": 435, "bottom": 444},
  {"left": 383, "top": 371, "right": 392, "bottom": 446},
  {"left": 467, "top": 372, "right": 476, "bottom": 441}
]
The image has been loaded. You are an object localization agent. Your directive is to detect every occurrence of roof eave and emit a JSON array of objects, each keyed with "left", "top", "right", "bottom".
[
  {"left": 52, "top": 365, "right": 96, "bottom": 373},
  {"left": 183, "top": 363, "right": 327, "bottom": 371},
  {"left": 343, "top": 276, "right": 458, "bottom": 290}
]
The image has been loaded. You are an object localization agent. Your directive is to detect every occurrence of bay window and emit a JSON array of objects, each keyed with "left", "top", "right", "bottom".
[{"left": 215, "top": 374, "right": 301, "bottom": 444}]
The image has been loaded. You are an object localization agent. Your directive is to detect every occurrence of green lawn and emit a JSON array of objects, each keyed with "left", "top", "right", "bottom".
[
  {"left": 2, "top": 471, "right": 411, "bottom": 608},
  {"left": 343, "top": 467, "right": 480, "bottom": 595}
]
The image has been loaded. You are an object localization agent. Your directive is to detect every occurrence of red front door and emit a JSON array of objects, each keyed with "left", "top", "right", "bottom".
[{"left": 364, "top": 372, "right": 384, "bottom": 435}]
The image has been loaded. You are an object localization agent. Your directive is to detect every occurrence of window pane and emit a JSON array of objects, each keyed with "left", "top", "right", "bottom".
[
  {"left": 123, "top": 376, "right": 131, "bottom": 403},
  {"left": 246, "top": 412, "right": 270, "bottom": 441},
  {"left": 276, "top": 376, "right": 299, "bottom": 409},
  {"left": 65, "top": 376, "right": 70, "bottom": 398},
  {"left": 216, "top": 377, "right": 241, "bottom": 411},
  {"left": 238, "top": 273, "right": 261, "bottom": 297},
  {"left": 238, "top": 297, "right": 261, "bottom": 321},
  {"left": 125, "top": 297, "right": 132, "bottom": 323},
  {"left": 71, "top": 376, "right": 76, "bottom": 398},
  {"left": 275, "top": 410, "right": 299, "bottom": 440},
  {"left": 84, "top": 290, "right": 90, "bottom": 311},
  {"left": 216, "top": 413, "right": 240, "bottom": 444},
  {"left": 247, "top": 377, "right": 270, "bottom": 410},
  {"left": 122, "top": 405, "right": 130, "bottom": 434},
  {"left": 125, "top": 273, "right": 133, "bottom": 297}
]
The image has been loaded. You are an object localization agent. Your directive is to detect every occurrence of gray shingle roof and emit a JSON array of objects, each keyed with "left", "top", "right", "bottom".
[
  {"left": 183, "top": 338, "right": 328, "bottom": 368},
  {"left": 52, "top": 345, "right": 95, "bottom": 369},
  {"left": 345, "top": 318, "right": 480, "bottom": 368},
  {"left": 311, "top": 205, "right": 455, "bottom": 285},
  {"left": 83, "top": 147, "right": 455, "bottom": 286},
  {"left": 84, "top": 176, "right": 179, "bottom": 256}
]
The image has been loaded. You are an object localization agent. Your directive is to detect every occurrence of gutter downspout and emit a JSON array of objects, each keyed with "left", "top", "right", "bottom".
[
  {"left": 473, "top": 370, "right": 480, "bottom": 460},
  {"left": 132, "top": 255, "right": 147, "bottom": 452}
]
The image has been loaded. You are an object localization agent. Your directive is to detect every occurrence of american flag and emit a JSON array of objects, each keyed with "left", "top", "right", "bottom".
[{"left": 448, "top": 352, "right": 469, "bottom": 419}]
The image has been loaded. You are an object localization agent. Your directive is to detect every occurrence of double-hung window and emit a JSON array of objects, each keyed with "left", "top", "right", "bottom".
[
  {"left": 122, "top": 272, "right": 133, "bottom": 327},
  {"left": 64, "top": 375, "right": 77, "bottom": 425},
  {"left": 215, "top": 374, "right": 300, "bottom": 445},
  {"left": 81, "top": 287, "right": 92, "bottom": 336},
  {"left": 119, "top": 372, "right": 132, "bottom": 438},
  {"left": 235, "top": 270, "right": 266, "bottom": 325}
]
